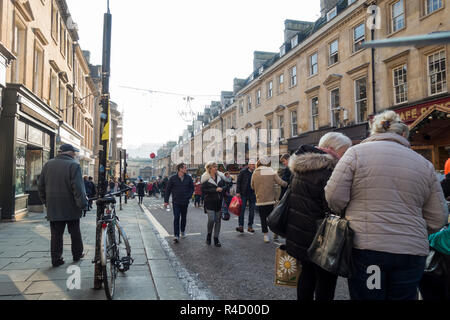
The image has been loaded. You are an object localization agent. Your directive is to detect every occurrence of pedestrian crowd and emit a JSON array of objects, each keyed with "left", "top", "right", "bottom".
[{"left": 37, "top": 109, "right": 450, "bottom": 301}]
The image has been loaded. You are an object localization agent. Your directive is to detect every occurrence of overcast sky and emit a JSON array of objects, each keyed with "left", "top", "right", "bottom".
[{"left": 66, "top": 0, "right": 321, "bottom": 149}]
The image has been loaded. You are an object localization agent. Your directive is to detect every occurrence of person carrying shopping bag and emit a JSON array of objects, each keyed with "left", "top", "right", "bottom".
[{"left": 201, "top": 161, "right": 230, "bottom": 247}]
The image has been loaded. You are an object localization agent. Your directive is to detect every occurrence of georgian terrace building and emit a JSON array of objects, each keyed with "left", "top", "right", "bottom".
[{"left": 0, "top": 0, "right": 99, "bottom": 221}]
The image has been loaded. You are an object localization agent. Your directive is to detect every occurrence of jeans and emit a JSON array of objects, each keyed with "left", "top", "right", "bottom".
[
  {"left": 238, "top": 195, "right": 256, "bottom": 227},
  {"left": 172, "top": 203, "right": 188, "bottom": 237},
  {"left": 257, "top": 205, "right": 273, "bottom": 234},
  {"left": 348, "top": 249, "right": 426, "bottom": 300},
  {"left": 206, "top": 209, "right": 221, "bottom": 238},
  {"left": 297, "top": 259, "right": 338, "bottom": 301},
  {"left": 50, "top": 220, "right": 83, "bottom": 263}
]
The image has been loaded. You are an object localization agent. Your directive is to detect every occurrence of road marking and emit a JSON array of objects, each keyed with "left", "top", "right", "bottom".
[{"left": 139, "top": 203, "right": 170, "bottom": 238}]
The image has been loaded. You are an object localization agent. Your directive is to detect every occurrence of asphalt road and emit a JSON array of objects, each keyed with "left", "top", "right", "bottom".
[{"left": 142, "top": 196, "right": 350, "bottom": 300}]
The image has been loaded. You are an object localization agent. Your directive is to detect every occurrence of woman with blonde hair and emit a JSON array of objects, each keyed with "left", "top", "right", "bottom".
[
  {"left": 201, "top": 161, "right": 230, "bottom": 247},
  {"left": 251, "top": 156, "right": 288, "bottom": 243},
  {"left": 325, "top": 110, "right": 448, "bottom": 300}
]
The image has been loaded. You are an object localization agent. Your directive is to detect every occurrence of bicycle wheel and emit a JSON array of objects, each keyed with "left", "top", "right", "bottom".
[{"left": 102, "top": 223, "right": 118, "bottom": 300}]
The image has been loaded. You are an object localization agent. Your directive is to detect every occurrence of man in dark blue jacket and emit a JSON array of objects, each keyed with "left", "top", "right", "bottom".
[
  {"left": 236, "top": 159, "right": 256, "bottom": 233},
  {"left": 164, "top": 163, "right": 194, "bottom": 243}
]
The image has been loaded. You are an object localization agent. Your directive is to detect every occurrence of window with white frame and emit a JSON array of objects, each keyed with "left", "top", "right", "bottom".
[
  {"left": 267, "top": 119, "right": 273, "bottom": 142},
  {"left": 59, "top": 82, "right": 65, "bottom": 114},
  {"left": 310, "top": 52, "right": 318, "bottom": 76},
  {"left": 329, "top": 39, "right": 339, "bottom": 66},
  {"left": 267, "top": 81, "right": 273, "bottom": 98},
  {"left": 256, "top": 89, "right": 261, "bottom": 105},
  {"left": 278, "top": 115, "right": 285, "bottom": 139},
  {"left": 247, "top": 95, "right": 252, "bottom": 111},
  {"left": 278, "top": 73, "right": 284, "bottom": 93},
  {"left": 50, "top": 70, "right": 58, "bottom": 109},
  {"left": 33, "top": 43, "right": 44, "bottom": 98},
  {"left": 425, "top": 0, "right": 443, "bottom": 15},
  {"left": 290, "top": 66, "right": 297, "bottom": 87},
  {"left": 291, "top": 111, "right": 298, "bottom": 137},
  {"left": 330, "top": 88, "right": 340, "bottom": 127},
  {"left": 291, "top": 35, "right": 298, "bottom": 48},
  {"left": 353, "top": 23, "right": 365, "bottom": 53},
  {"left": 428, "top": 50, "right": 447, "bottom": 95},
  {"left": 355, "top": 77, "right": 368, "bottom": 123},
  {"left": 393, "top": 65, "right": 408, "bottom": 104},
  {"left": 311, "top": 97, "right": 319, "bottom": 130},
  {"left": 391, "top": 0, "right": 405, "bottom": 33},
  {"left": 327, "top": 7, "right": 337, "bottom": 21},
  {"left": 239, "top": 100, "right": 244, "bottom": 115},
  {"left": 280, "top": 45, "right": 286, "bottom": 57}
]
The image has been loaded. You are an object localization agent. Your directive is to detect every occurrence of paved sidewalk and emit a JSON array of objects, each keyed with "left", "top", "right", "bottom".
[{"left": 0, "top": 199, "right": 190, "bottom": 300}]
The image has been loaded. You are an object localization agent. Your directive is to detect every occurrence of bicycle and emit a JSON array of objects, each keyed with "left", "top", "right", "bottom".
[{"left": 89, "top": 188, "right": 134, "bottom": 300}]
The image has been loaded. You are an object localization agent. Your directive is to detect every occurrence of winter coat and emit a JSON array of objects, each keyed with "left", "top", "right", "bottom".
[
  {"left": 194, "top": 182, "right": 202, "bottom": 195},
  {"left": 236, "top": 167, "right": 254, "bottom": 197},
  {"left": 251, "top": 166, "right": 287, "bottom": 206},
  {"left": 325, "top": 132, "right": 449, "bottom": 257},
  {"left": 164, "top": 173, "right": 194, "bottom": 205},
  {"left": 38, "top": 154, "right": 88, "bottom": 222},
  {"left": 136, "top": 182, "right": 146, "bottom": 197},
  {"left": 279, "top": 167, "right": 292, "bottom": 200},
  {"left": 441, "top": 174, "right": 450, "bottom": 199},
  {"left": 201, "top": 172, "right": 229, "bottom": 212},
  {"left": 285, "top": 145, "right": 338, "bottom": 262}
]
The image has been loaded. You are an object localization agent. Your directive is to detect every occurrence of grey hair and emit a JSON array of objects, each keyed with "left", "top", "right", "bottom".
[
  {"left": 370, "top": 110, "right": 409, "bottom": 138},
  {"left": 318, "top": 132, "right": 352, "bottom": 151}
]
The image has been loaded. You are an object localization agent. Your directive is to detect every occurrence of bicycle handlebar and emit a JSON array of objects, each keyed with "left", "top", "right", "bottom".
[{"left": 88, "top": 186, "right": 132, "bottom": 201}]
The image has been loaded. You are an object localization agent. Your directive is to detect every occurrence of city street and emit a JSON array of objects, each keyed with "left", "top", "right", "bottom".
[{"left": 141, "top": 196, "right": 350, "bottom": 300}]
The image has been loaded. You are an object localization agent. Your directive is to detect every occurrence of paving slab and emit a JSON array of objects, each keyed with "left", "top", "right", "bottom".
[
  {"left": 0, "top": 281, "right": 32, "bottom": 296},
  {"left": 153, "top": 277, "right": 190, "bottom": 300},
  {"left": 148, "top": 260, "right": 178, "bottom": 278},
  {"left": 0, "top": 269, "right": 37, "bottom": 282}
]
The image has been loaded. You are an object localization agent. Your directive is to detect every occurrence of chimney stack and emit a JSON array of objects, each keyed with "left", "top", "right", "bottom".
[{"left": 320, "top": 0, "right": 339, "bottom": 17}]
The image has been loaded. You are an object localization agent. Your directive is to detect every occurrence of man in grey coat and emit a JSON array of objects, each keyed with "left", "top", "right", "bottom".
[{"left": 38, "top": 144, "right": 88, "bottom": 267}]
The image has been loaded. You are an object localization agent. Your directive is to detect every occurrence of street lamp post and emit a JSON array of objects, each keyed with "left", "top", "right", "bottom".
[{"left": 94, "top": 1, "right": 112, "bottom": 290}]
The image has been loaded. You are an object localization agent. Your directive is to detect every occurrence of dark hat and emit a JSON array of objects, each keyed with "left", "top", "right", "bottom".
[{"left": 59, "top": 144, "right": 80, "bottom": 153}]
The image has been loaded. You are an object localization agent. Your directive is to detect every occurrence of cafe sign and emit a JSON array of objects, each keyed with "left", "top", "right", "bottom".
[{"left": 394, "top": 97, "right": 450, "bottom": 125}]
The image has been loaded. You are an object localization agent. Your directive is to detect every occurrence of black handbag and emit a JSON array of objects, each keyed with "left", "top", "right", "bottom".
[
  {"left": 307, "top": 209, "right": 354, "bottom": 278},
  {"left": 267, "top": 185, "right": 291, "bottom": 238},
  {"left": 424, "top": 248, "right": 446, "bottom": 278}
]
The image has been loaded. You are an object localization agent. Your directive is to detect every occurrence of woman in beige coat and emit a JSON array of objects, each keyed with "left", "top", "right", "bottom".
[
  {"left": 325, "top": 110, "right": 448, "bottom": 300},
  {"left": 251, "top": 156, "right": 288, "bottom": 242}
]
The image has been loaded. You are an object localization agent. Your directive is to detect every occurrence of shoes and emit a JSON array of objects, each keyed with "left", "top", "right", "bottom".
[
  {"left": 214, "top": 238, "right": 221, "bottom": 247},
  {"left": 264, "top": 234, "right": 270, "bottom": 243},
  {"left": 52, "top": 258, "right": 65, "bottom": 267},
  {"left": 73, "top": 253, "right": 85, "bottom": 262},
  {"left": 236, "top": 226, "right": 244, "bottom": 233},
  {"left": 247, "top": 227, "right": 255, "bottom": 233},
  {"left": 206, "top": 233, "right": 211, "bottom": 245},
  {"left": 173, "top": 236, "right": 180, "bottom": 243},
  {"left": 181, "top": 232, "right": 186, "bottom": 239}
]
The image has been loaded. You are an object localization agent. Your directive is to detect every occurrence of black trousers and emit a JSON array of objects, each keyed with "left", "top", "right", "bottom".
[
  {"left": 257, "top": 204, "right": 274, "bottom": 233},
  {"left": 297, "top": 259, "right": 338, "bottom": 301},
  {"left": 50, "top": 220, "right": 83, "bottom": 263}
]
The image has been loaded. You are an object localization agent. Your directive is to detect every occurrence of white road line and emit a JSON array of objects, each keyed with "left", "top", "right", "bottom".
[{"left": 139, "top": 203, "right": 170, "bottom": 238}]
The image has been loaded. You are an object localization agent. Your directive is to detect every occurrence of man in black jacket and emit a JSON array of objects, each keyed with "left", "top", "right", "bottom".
[
  {"left": 236, "top": 160, "right": 256, "bottom": 233},
  {"left": 279, "top": 153, "right": 292, "bottom": 200},
  {"left": 38, "top": 144, "right": 88, "bottom": 267},
  {"left": 164, "top": 163, "right": 194, "bottom": 243}
]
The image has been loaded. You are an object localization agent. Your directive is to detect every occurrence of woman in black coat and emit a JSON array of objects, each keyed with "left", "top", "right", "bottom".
[
  {"left": 285, "top": 133, "right": 352, "bottom": 301},
  {"left": 201, "top": 161, "right": 229, "bottom": 247},
  {"left": 136, "top": 179, "right": 146, "bottom": 204}
]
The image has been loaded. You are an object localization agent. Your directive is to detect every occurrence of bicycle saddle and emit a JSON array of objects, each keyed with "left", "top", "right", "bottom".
[{"left": 96, "top": 197, "right": 116, "bottom": 205}]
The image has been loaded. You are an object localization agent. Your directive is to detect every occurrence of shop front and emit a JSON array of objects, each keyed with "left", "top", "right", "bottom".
[
  {"left": 392, "top": 95, "right": 450, "bottom": 172},
  {"left": 0, "top": 84, "right": 58, "bottom": 221},
  {"left": 288, "top": 122, "right": 369, "bottom": 153}
]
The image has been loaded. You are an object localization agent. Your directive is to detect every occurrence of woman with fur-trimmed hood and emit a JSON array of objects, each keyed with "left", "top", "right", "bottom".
[
  {"left": 201, "top": 162, "right": 230, "bottom": 247},
  {"left": 286, "top": 132, "right": 352, "bottom": 301}
]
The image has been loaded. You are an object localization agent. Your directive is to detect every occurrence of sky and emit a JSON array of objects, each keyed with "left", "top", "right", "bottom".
[{"left": 66, "top": 0, "right": 321, "bottom": 150}]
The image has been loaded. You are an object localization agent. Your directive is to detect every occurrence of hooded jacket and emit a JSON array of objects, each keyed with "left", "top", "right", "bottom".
[
  {"left": 325, "top": 132, "right": 449, "bottom": 257},
  {"left": 285, "top": 145, "right": 338, "bottom": 262},
  {"left": 201, "top": 171, "right": 229, "bottom": 212}
]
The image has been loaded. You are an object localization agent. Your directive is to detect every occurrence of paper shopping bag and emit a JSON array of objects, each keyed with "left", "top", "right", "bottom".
[{"left": 274, "top": 245, "right": 301, "bottom": 288}]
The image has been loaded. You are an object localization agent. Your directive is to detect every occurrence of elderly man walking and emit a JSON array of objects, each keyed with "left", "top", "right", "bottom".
[{"left": 38, "top": 144, "right": 88, "bottom": 267}]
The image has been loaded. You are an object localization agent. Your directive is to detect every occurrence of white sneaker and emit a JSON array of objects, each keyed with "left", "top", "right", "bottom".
[
  {"left": 264, "top": 234, "right": 270, "bottom": 243},
  {"left": 173, "top": 236, "right": 180, "bottom": 243},
  {"left": 181, "top": 232, "right": 186, "bottom": 238}
]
